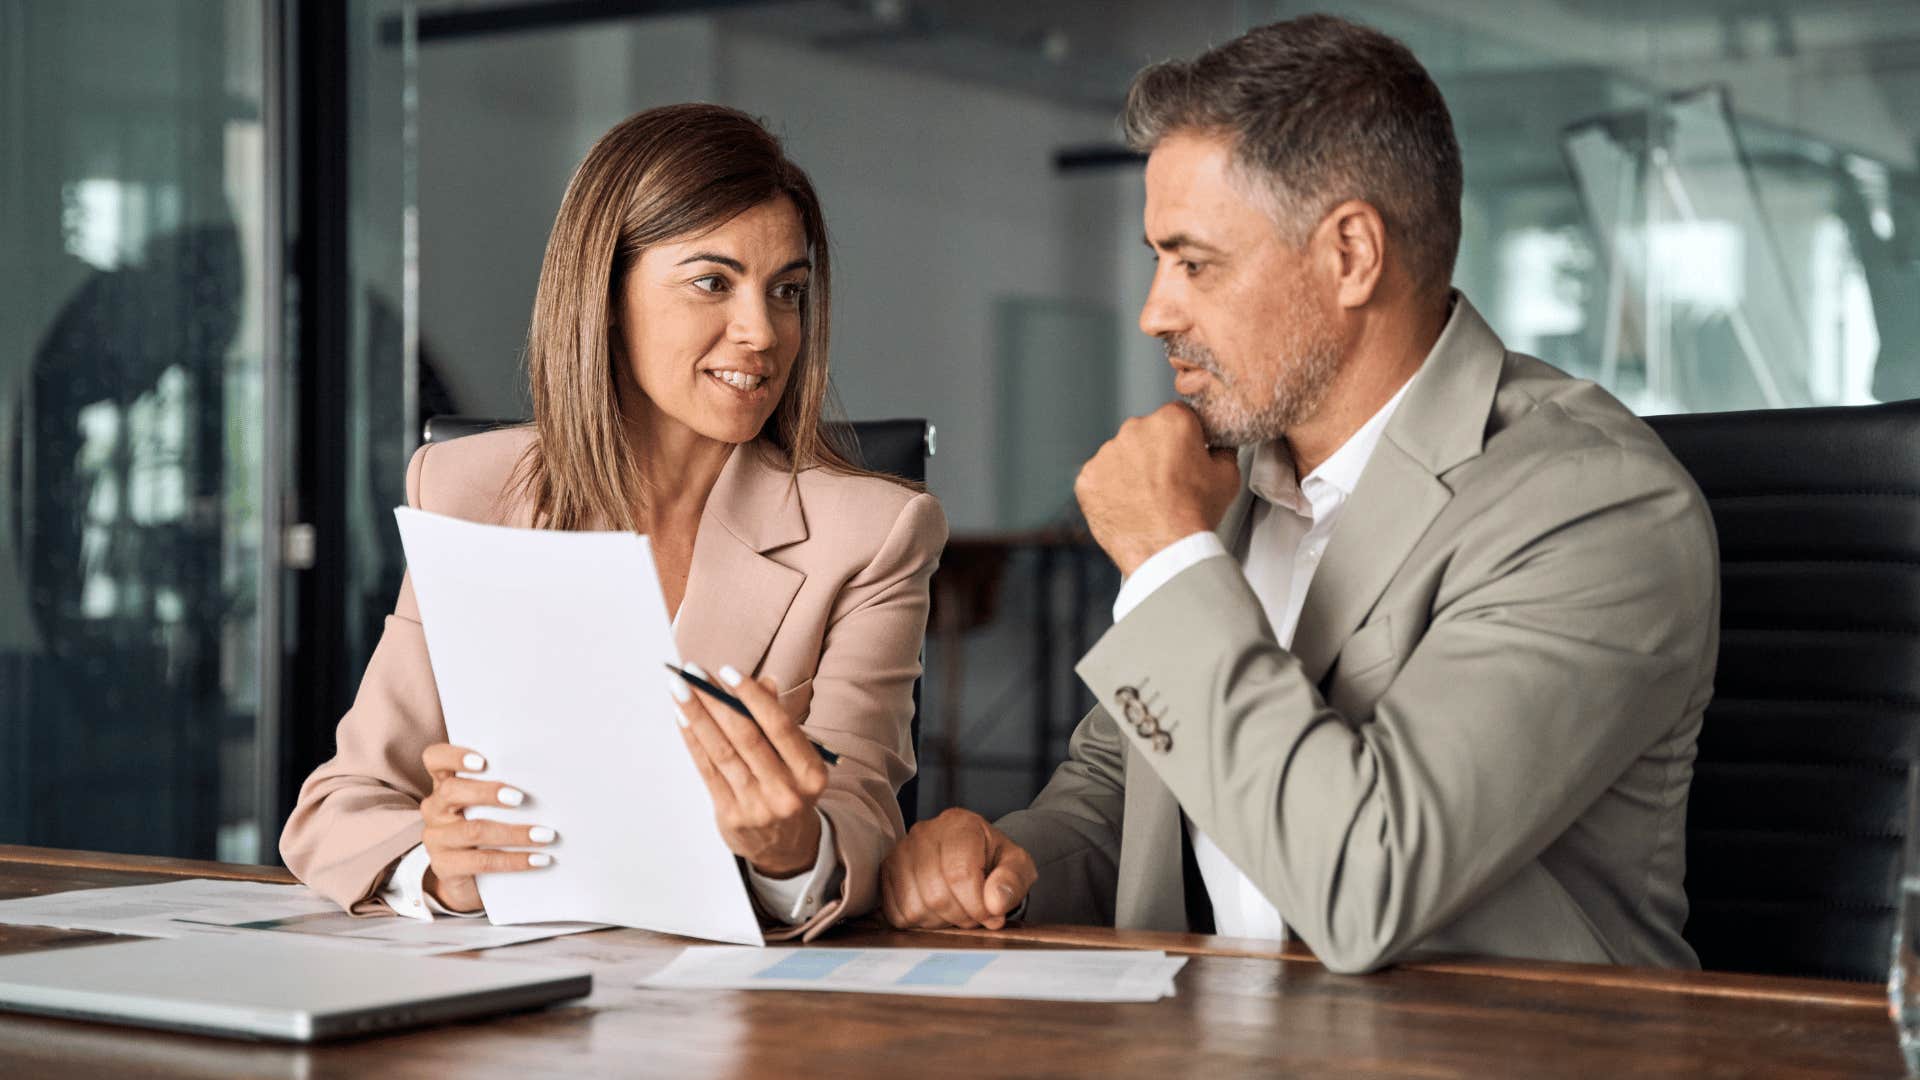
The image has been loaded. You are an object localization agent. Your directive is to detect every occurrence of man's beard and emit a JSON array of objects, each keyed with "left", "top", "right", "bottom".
[{"left": 1166, "top": 300, "right": 1343, "bottom": 449}]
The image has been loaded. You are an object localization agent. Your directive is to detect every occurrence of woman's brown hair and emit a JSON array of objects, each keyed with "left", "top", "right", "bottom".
[{"left": 514, "top": 103, "right": 884, "bottom": 532}]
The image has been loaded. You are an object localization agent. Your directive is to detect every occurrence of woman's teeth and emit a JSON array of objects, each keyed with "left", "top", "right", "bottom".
[{"left": 709, "top": 370, "right": 765, "bottom": 391}]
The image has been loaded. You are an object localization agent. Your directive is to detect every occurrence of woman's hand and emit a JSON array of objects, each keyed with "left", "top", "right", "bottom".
[
  {"left": 417, "top": 743, "right": 556, "bottom": 912},
  {"left": 670, "top": 663, "right": 831, "bottom": 878}
]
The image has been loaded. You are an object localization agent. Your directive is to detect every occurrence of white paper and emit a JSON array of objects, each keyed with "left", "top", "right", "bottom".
[
  {"left": 0, "top": 879, "right": 336, "bottom": 938},
  {"left": 394, "top": 506, "right": 763, "bottom": 945},
  {"left": 636, "top": 947, "right": 1188, "bottom": 1002},
  {"left": 163, "top": 907, "right": 602, "bottom": 956},
  {"left": 0, "top": 879, "right": 599, "bottom": 955}
]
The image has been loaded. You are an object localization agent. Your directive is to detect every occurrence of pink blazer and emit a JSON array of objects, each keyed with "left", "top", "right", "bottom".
[{"left": 278, "top": 427, "right": 946, "bottom": 941}]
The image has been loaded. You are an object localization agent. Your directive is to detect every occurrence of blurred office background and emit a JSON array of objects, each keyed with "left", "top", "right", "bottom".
[{"left": 3, "top": 0, "right": 1916, "bottom": 862}]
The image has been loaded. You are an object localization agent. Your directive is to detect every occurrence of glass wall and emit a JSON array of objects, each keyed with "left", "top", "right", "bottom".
[
  {"left": 0, "top": 0, "right": 282, "bottom": 861},
  {"left": 1292, "top": 0, "right": 1918, "bottom": 415}
]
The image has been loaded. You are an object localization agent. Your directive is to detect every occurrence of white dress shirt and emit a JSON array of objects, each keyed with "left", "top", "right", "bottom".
[{"left": 1110, "top": 378, "right": 1414, "bottom": 941}]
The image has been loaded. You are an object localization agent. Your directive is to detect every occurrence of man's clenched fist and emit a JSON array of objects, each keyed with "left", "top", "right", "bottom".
[
  {"left": 1076, "top": 403, "right": 1242, "bottom": 577},
  {"left": 879, "top": 808, "right": 1038, "bottom": 930}
]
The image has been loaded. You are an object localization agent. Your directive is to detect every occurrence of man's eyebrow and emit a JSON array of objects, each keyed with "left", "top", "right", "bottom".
[{"left": 1143, "top": 233, "right": 1224, "bottom": 256}]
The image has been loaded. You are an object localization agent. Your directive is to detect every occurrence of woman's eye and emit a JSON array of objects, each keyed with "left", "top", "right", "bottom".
[
  {"left": 691, "top": 275, "right": 727, "bottom": 294},
  {"left": 772, "top": 281, "right": 806, "bottom": 304}
]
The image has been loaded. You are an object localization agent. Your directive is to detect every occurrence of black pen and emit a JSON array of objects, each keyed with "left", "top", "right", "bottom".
[{"left": 664, "top": 662, "right": 841, "bottom": 766}]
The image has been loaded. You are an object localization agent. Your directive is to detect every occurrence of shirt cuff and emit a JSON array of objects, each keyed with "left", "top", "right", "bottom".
[
  {"left": 745, "top": 808, "right": 843, "bottom": 925},
  {"left": 1111, "top": 532, "right": 1229, "bottom": 623},
  {"left": 380, "top": 843, "right": 486, "bottom": 921}
]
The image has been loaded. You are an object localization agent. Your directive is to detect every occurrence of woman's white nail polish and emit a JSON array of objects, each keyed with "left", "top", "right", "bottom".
[
  {"left": 462, "top": 753, "right": 485, "bottom": 771},
  {"left": 497, "top": 787, "right": 525, "bottom": 807},
  {"left": 528, "top": 853, "right": 552, "bottom": 868},
  {"left": 529, "top": 826, "right": 556, "bottom": 844},
  {"left": 674, "top": 710, "right": 690, "bottom": 730},
  {"left": 718, "top": 664, "right": 743, "bottom": 687},
  {"left": 683, "top": 662, "right": 707, "bottom": 679},
  {"left": 666, "top": 673, "right": 691, "bottom": 703}
]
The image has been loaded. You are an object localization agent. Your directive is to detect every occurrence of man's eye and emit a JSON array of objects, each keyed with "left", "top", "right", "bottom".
[
  {"left": 691, "top": 275, "right": 727, "bottom": 294},
  {"left": 1181, "top": 260, "right": 1204, "bottom": 277}
]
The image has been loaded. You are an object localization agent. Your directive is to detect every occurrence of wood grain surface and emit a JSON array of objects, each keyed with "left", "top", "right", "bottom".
[{"left": 0, "top": 846, "right": 1902, "bottom": 1078}]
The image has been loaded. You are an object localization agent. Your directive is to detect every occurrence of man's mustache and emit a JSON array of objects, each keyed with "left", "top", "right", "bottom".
[{"left": 1163, "top": 335, "right": 1227, "bottom": 383}]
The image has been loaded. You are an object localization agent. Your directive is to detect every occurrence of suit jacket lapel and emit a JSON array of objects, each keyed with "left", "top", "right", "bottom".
[
  {"left": 1290, "top": 294, "right": 1509, "bottom": 685},
  {"left": 1289, "top": 446, "right": 1450, "bottom": 683},
  {"left": 673, "top": 442, "right": 808, "bottom": 677},
  {"left": 1213, "top": 447, "right": 1258, "bottom": 552}
]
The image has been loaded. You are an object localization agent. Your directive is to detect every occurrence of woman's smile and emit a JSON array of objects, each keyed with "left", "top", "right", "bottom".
[{"left": 703, "top": 366, "right": 773, "bottom": 397}]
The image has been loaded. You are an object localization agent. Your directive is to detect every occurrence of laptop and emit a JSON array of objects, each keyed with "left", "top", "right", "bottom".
[{"left": 0, "top": 935, "right": 591, "bottom": 1042}]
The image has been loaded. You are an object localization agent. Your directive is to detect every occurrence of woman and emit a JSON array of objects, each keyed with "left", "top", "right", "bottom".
[{"left": 280, "top": 104, "right": 945, "bottom": 942}]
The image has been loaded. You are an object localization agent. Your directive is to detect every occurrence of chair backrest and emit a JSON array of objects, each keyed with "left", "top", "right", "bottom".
[
  {"left": 422, "top": 416, "right": 934, "bottom": 828},
  {"left": 420, "top": 415, "right": 518, "bottom": 445},
  {"left": 1646, "top": 400, "right": 1920, "bottom": 980}
]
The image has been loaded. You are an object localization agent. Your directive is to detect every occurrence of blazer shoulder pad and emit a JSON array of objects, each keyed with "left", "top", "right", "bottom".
[{"left": 405, "top": 425, "right": 538, "bottom": 524}]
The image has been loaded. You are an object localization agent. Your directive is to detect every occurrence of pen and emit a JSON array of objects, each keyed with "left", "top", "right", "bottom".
[{"left": 664, "top": 663, "right": 841, "bottom": 766}]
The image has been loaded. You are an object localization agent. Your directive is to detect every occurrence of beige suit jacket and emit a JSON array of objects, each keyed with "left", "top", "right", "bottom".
[
  {"left": 279, "top": 428, "right": 947, "bottom": 941},
  {"left": 998, "top": 296, "right": 1718, "bottom": 973}
]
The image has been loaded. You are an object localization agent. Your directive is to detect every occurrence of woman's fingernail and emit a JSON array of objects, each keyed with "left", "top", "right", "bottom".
[
  {"left": 529, "top": 826, "right": 556, "bottom": 844},
  {"left": 683, "top": 662, "right": 707, "bottom": 679},
  {"left": 718, "top": 664, "right": 743, "bottom": 687},
  {"left": 462, "top": 753, "right": 485, "bottom": 771},
  {"left": 528, "top": 853, "right": 552, "bottom": 868},
  {"left": 497, "top": 787, "right": 525, "bottom": 807},
  {"left": 666, "top": 673, "right": 692, "bottom": 703},
  {"left": 674, "top": 709, "right": 690, "bottom": 730}
]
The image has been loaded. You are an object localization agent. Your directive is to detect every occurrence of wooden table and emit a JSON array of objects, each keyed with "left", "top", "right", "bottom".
[{"left": 0, "top": 845, "right": 1902, "bottom": 1077}]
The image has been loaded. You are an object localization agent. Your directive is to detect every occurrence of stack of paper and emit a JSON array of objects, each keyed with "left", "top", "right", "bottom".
[
  {"left": 636, "top": 947, "right": 1189, "bottom": 1002},
  {"left": 0, "top": 879, "right": 601, "bottom": 956}
]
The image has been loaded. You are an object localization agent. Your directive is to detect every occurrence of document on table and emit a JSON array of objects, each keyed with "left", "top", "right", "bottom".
[
  {"left": 0, "top": 879, "right": 601, "bottom": 955},
  {"left": 636, "top": 948, "right": 1189, "bottom": 1002},
  {"left": 394, "top": 507, "right": 763, "bottom": 946}
]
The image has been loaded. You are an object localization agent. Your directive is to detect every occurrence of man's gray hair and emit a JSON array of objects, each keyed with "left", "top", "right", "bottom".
[{"left": 1122, "top": 14, "right": 1463, "bottom": 293}]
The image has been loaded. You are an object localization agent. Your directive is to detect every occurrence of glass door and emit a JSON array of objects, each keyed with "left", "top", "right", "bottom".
[{"left": 0, "top": 0, "right": 286, "bottom": 862}]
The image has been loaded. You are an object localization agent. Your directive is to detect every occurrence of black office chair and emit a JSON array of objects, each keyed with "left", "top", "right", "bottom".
[
  {"left": 422, "top": 415, "right": 937, "bottom": 828},
  {"left": 1647, "top": 400, "right": 1920, "bottom": 980}
]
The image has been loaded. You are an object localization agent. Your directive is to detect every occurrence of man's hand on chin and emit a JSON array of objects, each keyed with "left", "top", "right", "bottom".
[{"left": 1075, "top": 402, "right": 1243, "bottom": 578}]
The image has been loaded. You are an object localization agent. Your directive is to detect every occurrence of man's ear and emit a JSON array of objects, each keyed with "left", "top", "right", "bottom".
[{"left": 1316, "top": 199, "right": 1386, "bottom": 310}]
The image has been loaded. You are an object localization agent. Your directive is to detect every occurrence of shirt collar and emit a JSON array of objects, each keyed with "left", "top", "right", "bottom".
[{"left": 1248, "top": 375, "right": 1417, "bottom": 517}]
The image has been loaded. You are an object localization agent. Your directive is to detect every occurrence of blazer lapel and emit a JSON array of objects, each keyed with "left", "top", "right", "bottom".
[
  {"left": 1212, "top": 447, "right": 1258, "bottom": 552},
  {"left": 673, "top": 443, "right": 808, "bottom": 677},
  {"left": 1289, "top": 446, "right": 1450, "bottom": 684},
  {"left": 1290, "top": 294, "right": 1509, "bottom": 685}
]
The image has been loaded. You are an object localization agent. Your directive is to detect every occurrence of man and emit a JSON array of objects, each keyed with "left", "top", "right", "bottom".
[{"left": 880, "top": 14, "right": 1717, "bottom": 974}]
